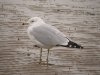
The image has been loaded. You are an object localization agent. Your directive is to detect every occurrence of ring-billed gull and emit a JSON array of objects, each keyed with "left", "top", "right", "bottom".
[{"left": 22, "top": 17, "right": 83, "bottom": 64}]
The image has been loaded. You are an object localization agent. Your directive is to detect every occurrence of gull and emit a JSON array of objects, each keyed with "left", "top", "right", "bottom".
[{"left": 22, "top": 17, "right": 83, "bottom": 65}]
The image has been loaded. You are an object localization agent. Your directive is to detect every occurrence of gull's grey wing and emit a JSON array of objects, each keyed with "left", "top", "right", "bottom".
[
  {"left": 47, "top": 24, "right": 67, "bottom": 37},
  {"left": 30, "top": 24, "right": 69, "bottom": 46}
]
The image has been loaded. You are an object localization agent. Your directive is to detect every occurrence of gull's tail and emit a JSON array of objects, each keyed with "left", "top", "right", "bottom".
[{"left": 59, "top": 40, "right": 83, "bottom": 49}]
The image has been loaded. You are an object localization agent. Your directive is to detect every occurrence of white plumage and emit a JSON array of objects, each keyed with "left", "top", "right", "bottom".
[{"left": 27, "top": 17, "right": 69, "bottom": 49}]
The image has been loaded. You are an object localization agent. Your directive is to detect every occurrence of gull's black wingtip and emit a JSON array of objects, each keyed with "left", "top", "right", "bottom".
[
  {"left": 58, "top": 41, "right": 84, "bottom": 49},
  {"left": 66, "top": 41, "right": 84, "bottom": 49},
  {"left": 78, "top": 46, "right": 83, "bottom": 49}
]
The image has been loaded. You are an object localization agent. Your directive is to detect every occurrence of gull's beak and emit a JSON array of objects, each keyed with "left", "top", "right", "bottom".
[{"left": 22, "top": 22, "right": 29, "bottom": 25}]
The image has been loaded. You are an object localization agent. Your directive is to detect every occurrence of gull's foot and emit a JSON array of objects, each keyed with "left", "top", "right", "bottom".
[{"left": 42, "top": 63, "right": 53, "bottom": 66}]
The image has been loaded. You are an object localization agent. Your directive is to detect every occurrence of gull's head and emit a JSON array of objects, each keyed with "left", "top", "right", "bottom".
[
  {"left": 28, "top": 17, "right": 43, "bottom": 23},
  {"left": 22, "top": 17, "right": 44, "bottom": 25}
]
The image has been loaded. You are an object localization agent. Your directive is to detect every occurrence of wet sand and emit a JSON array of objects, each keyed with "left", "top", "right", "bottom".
[{"left": 0, "top": 0, "right": 100, "bottom": 75}]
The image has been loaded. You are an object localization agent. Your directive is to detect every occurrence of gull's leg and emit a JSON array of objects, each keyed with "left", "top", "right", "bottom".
[
  {"left": 47, "top": 49, "right": 50, "bottom": 65},
  {"left": 39, "top": 48, "right": 42, "bottom": 64}
]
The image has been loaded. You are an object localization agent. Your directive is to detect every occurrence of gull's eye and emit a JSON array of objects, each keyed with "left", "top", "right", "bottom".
[{"left": 31, "top": 20, "right": 34, "bottom": 22}]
